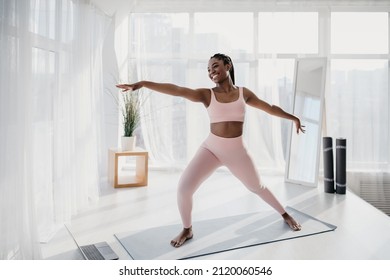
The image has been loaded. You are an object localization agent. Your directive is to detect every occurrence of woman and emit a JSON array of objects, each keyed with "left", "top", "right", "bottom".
[{"left": 116, "top": 53, "right": 305, "bottom": 248}]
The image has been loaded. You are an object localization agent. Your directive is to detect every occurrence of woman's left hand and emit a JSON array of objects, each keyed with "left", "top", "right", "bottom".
[{"left": 294, "top": 117, "right": 305, "bottom": 134}]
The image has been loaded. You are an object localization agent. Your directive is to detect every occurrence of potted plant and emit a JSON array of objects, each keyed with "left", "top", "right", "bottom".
[{"left": 120, "top": 89, "right": 141, "bottom": 151}]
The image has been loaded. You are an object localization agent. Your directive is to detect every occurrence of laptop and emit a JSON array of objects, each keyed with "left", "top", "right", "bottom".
[{"left": 65, "top": 224, "right": 119, "bottom": 260}]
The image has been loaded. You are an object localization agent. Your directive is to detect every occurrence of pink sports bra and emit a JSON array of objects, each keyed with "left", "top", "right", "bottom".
[{"left": 207, "top": 87, "right": 246, "bottom": 123}]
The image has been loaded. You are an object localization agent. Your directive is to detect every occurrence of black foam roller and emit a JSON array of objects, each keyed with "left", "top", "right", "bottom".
[
  {"left": 336, "top": 138, "right": 347, "bottom": 194},
  {"left": 323, "top": 137, "right": 335, "bottom": 193}
]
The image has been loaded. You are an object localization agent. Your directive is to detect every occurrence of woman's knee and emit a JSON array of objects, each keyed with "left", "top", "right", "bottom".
[
  {"left": 246, "top": 183, "right": 267, "bottom": 194},
  {"left": 177, "top": 178, "right": 197, "bottom": 198}
]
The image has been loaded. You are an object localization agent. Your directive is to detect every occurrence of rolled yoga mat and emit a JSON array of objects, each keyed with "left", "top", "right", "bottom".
[
  {"left": 336, "top": 138, "right": 347, "bottom": 195},
  {"left": 323, "top": 137, "right": 335, "bottom": 193}
]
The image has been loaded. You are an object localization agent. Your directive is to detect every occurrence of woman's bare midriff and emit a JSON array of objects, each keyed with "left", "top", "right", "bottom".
[{"left": 210, "top": 121, "right": 243, "bottom": 138}]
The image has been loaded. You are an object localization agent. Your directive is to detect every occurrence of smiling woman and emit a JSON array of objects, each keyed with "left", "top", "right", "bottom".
[{"left": 116, "top": 52, "right": 304, "bottom": 247}]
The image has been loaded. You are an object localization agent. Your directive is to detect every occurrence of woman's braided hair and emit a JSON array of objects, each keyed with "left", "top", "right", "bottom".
[{"left": 210, "top": 53, "right": 235, "bottom": 85}]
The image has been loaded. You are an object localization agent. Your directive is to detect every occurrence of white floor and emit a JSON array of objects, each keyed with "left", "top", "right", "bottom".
[{"left": 41, "top": 169, "right": 390, "bottom": 260}]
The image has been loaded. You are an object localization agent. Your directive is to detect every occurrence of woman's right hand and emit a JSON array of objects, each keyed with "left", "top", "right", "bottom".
[{"left": 116, "top": 82, "right": 143, "bottom": 92}]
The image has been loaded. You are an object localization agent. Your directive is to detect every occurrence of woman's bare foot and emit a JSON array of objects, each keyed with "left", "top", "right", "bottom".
[
  {"left": 282, "top": 212, "right": 302, "bottom": 231},
  {"left": 170, "top": 227, "right": 193, "bottom": 248}
]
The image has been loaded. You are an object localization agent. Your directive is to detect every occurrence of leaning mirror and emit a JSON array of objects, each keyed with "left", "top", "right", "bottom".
[{"left": 285, "top": 57, "right": 327, "bottom": 187}]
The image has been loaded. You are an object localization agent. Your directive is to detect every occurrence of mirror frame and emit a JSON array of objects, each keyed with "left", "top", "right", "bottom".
[{"left": 285, "top": 57, "right": 327, "bottom": 187}]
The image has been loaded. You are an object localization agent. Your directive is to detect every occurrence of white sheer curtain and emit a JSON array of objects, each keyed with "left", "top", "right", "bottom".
[{"left": 0, "top": 0, "right": 111, "bottom": 259}]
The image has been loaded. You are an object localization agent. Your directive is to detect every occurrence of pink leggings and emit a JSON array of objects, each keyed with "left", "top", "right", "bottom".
[{"left": 177, "top": 133, "right": 286, "bottom": 228}]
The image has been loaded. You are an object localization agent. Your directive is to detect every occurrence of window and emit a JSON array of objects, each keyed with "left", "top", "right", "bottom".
[
  {"left": 330, "top": 60, "right": 388, "bottom": 167},
  {"left": 30, "top": 0, "right": 56, "bottom": 40},
  {"left": 129, "top": 13, "right": 189, "bottom": 56},
  {"left": 329, "top": 12, "right": 389, "bottom": 169},
  {"left": 331, "top": 12, "right": 388, "bottom": 54},
  {"left": 194, "top": 13, "right": 253, "bottom": 55},
  {"left": 258, "top": 59, "right": 295, "bottom": 157},
  {"left": 258, "top": 12, "right": 318, "bottom": 54}
]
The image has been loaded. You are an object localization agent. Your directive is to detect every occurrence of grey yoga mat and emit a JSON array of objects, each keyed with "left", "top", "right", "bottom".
[
  {"left": 323, "top": 137, "right": 335, "bottom": 193},
  {"left": 115, "top": 207, "right": 337, "bottom": 260},
  {"left": 336, "top": 138, "right": 347, "bottom": 194}
]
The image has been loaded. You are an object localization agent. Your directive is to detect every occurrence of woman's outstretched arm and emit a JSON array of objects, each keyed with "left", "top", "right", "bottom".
[
  {"left": 116, "top": 81, "right": 210, "bottom": 105},
  {"left": 243, "top": 87, "right": 305, "bottom": 134}
]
